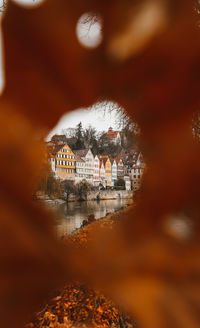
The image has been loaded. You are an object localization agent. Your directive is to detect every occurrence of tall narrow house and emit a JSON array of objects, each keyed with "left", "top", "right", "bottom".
[
  {"left": 55, "top": 144, "right": 76, "bottom": 180},
  {"left": 74, "top": 149, "right": 94, "bottom": 185},
  {"left": 99, "top": 156, "right": 112, "bottom": 187}
]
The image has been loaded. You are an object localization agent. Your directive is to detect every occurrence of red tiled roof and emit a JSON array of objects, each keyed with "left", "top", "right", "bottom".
[
  {"left": 115, "top": 157, "right": 121, "bottom": 164},
  {"left": 100, "top": 161, "right": 105, "bottom": 169},
  {"left": 105, "top": 130, "right": 119, "bottom": 139}
]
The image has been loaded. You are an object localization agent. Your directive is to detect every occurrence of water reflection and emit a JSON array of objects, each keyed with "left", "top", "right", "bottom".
[{"left": 55, "top": 199, "right": 133, "bottom": 236}]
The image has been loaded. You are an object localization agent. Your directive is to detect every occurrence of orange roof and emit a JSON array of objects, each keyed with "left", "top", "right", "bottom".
[
  {"left": 100, "top": 161, "right": 105, "bottom": 169},
  {"left": 115, "top": 157, "right": 120, "bottom": 164},
  {"left": 105, "top": 129, "right": 119, "bottom": 139}
]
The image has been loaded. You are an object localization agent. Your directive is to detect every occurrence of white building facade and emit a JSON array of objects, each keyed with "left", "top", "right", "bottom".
[
  {"left": 75, "top": 156, "right": 86, "bottom": 184},
  {"left": 99, "top": 160, "right": 106, "bottom": 187},
  {"left": 131, "top": 152, "right": 145, "bottom": 191},
  {"left": 111, "top": 159, "right": 117, "bottom": 186},
  {"left": 93, "top": 155, "right": 101, "bottom": 186},
  {"left": 124, "top": 175, "right": 131, "bottom": 190},
  {"left": 74, "top": 149, "right": 94, "bottom": 185}
]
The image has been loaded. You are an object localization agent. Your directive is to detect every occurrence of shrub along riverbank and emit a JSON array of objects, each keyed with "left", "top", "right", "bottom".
[{"left": 36, "top": 170, "right": 132, "bottom": 202}]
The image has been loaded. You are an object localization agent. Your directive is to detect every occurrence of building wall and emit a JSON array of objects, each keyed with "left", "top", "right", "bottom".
[
  {"left": 84, "top": 149, "right": 94, "bottom": 185},
  {"left": 105, "top": 159, "right": 112, "bottom": 187},
  {"left": 75, "top": 160, "right": 86, "bottom": 183},
  {"left": 124, "top": 175, "right": 131, "bottom": 190},
  {"left": 117, "top": 159, "right": 124, "bottom": 178},
  {"left": 131, "top": 166, "right": 144, "bottom": 190},
  {"left": 55, "top": 144, "right": 75, "bottom": 180},
  {"left": 100, "top": 163, "right": 106, "bottom": 187},
  {"left": 93, "top": 156, "right": 100, "bottom": 185},
  {"left": 51, "top": 157, "right": 56, "bottom": 172},
  {"left": 111, "top": 161, "right": 117, "bottom": 186}
]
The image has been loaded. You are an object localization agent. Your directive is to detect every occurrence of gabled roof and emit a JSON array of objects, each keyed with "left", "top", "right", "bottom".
[
  {"left": 51, "top": 134, "right": 67, "bottom": 144},
  {"left": 74, "top": 149, "right": 89, "bottom": 158},
  {"left": 100, "top": 160, "right": 105, "bottom": 169},
  {"left": 75, "top": 154, "right": 85, "bottom": 163},
  {"left": 98, "top": 155, "right": 110, "bottom": 165},
  {"left": 115, "top": 157, "right": 123, "bottom": 165},
  {"left": 48, "top": 144, "right": 64, "bottom": 156},
  {"left": 110, "top": 158, "right": 116, "bottom": 165}
]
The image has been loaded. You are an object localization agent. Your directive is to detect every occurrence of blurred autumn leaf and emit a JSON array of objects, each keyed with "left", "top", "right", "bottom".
[{"left": 0, "top": 0, "right": 200, "bottom": 328}]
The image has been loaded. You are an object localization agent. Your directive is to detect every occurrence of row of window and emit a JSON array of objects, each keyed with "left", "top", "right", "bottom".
[
  {"left": 133, "top": 175, "right": 141, "bottom": 179},
  {"left": 56, "top": 168, "right": 75, "bottom": 173},
  {"left": 77, "top": 162, "right": 84, "bottom": 166},
  {"left": 56, "top": 160, "right": 74, "bottom": 166},
  {"left": 133, "top": 168, "right": 142, "bottom": 173},
  {"left": 58, "top": 154, "right": 75, "bottom": 159},
  {"left": 61, "top": 148, "right": 72, "bottom": 153},
  {"left": 77, "top": 168, "right": 84, "bottom": 172}
]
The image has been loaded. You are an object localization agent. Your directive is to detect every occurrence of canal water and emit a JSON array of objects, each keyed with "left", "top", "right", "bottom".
[{"left": 47, "top": 198, "right": 133, "bottom": 236}]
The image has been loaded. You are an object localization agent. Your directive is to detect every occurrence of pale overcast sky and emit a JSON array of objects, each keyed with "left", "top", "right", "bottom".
[{"left": 46, "top": 104, "right": 121, "bottom": 141}]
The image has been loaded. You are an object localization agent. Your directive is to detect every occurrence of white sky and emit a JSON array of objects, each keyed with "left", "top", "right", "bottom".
[{"left": 46, "top": 104, "right": 121, "bottom": 141}]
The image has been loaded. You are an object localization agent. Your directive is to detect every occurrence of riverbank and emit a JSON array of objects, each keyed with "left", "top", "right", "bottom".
[
  {"left": 36, "top": 190, "right": 133, "bottom": 202},
  {"left": 27, "top": 206, "right": 137, "bottom": 328}
]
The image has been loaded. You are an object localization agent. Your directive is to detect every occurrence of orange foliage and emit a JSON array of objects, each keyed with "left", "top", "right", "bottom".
[{"left": 0, "top": 0, "right": 200, "bottom": 327}]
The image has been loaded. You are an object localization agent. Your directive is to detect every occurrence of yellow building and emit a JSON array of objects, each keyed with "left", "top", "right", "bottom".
[
  {"left": 99, "top": 156, "right": 112, "bottom": 187},
  {"left": 55, "top": 144, "right": 75, "bottom": 180}
]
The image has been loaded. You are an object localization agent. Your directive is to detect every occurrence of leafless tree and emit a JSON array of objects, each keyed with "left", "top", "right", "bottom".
[{"left": 0, "top": 0, "right": 6, "bottom": 12}]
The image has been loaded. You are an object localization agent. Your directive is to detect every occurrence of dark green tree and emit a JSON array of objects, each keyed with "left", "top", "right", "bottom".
[{"left": 74, "top": 122, "right": 85, "bottom": 149}]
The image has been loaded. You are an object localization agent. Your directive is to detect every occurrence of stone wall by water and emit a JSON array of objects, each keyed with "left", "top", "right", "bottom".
[{"left": 86, "top": 190, "right": 133, "bottom": 201}]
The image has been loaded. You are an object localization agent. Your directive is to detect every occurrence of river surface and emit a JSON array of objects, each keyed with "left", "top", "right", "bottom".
[{"left": 48, "top": 199, "right": 133, "bottom": 236}]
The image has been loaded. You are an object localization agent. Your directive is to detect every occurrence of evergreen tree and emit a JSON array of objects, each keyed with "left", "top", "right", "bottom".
[{"left": 74, "top": 122, "right": 84, "bottom": 149}]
